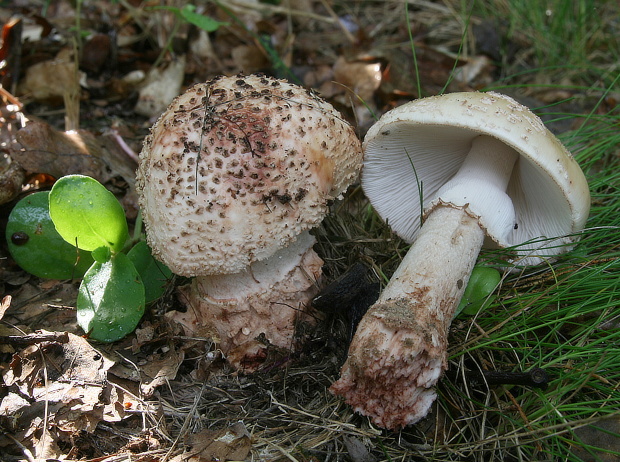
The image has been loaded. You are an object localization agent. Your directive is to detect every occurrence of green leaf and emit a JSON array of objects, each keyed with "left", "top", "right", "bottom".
[
  {"left": 5, "top": 191, "right": 94, "bottom": 279},
  {"left": 150, "top": 4, "right": 228, "bottom": 32},
  {"left": 77, "top": 252, "right": 145, "bottom": 342},
  {"left": 127, "top": 241, "right": 173, "bottom": 304},
  {"left": 455, "top": 266, "right": 501, "bottom": 318},
  {"left": 92, "top": 246, "right": 112, "bottom": 263},
  {"left": 49, "top": 175, "right": 129, "bottom": 253},
  {"left": 179, "top": 4, "right": 228, "bottom": 32}
]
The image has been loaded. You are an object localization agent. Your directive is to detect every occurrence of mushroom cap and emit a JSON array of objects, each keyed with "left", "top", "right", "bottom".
[
  {"left": 362, "top": 91, "right": 590, "bottom": 264},
  {"left": 137, "top": 74, "right": 362, "bottom": 276}
]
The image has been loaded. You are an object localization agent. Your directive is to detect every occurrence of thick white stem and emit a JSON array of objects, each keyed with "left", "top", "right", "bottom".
[
  {"left": 433, "top": 135, "right": 519, "bottom": 244},
  {"left": 331, "top": 135, "right": 519, "bottom": 430},
  {"left": 196, "top": 231, "right": 319, "bottom": 300},
  {"left": 168, "top": 231, "right": 323, "bottom": 371},
  {"left": 446, "top": 135, "right": 519, "bottom": 192},
  {"left": 378, "top": 207, "right": 484, "bottom": 305},
  {"left": 331, "top": 206, "right": 484, "bottom": 429}
]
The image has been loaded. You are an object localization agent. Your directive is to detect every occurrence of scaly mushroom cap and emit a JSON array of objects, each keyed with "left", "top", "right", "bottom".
[
  {"left": 362, "top": 91, "right": 590, "bottom": 265},
  {"left": 137, "top": 74, "right": 362, "bottom": 276}
]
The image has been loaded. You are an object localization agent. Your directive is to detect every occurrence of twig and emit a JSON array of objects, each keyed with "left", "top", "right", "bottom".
[{"left": 0, "top": 331, "right": 70, "bottom": 346}]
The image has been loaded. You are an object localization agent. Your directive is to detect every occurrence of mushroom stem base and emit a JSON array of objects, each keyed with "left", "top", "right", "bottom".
[
  {"left": 330, "top": 206, "right": 485, "bottom": 429},
  {"left": 167, "top": 232, "right": 324, "bottom": 371}
]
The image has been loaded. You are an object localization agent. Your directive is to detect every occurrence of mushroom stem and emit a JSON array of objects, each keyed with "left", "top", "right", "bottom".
[
  {"left": 331, "top": 135, "right": 520, "bottom": 429},
  {"left": 171, "top": 231, "right": 323, "bottom": 371},
  {"left": 432, "top": 135, "right": 520, "bottom": 244},
  {"left": 330, "top": 206, "right": 484, "bottom": 429}
]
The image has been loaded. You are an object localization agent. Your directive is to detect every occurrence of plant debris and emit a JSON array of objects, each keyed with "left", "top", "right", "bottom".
[{"left": 0, "top": 0, "right": 619, "bottom": 460}]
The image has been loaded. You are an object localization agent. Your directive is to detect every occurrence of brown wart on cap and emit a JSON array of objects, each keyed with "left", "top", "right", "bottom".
[
  {"left": 330, "top": 91, "right": 590, "bottom": 429},
  {"left": 136, "top": 73, "right": 363, "bottom": 371}
]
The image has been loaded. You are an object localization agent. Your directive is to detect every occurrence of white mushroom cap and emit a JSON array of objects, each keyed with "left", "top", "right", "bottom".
[
  {"left": 362, "top": 91, "right": 590, "bottom": 264},
  {"left": 137, "top": 74, "right": 362, "bottom": 276}
]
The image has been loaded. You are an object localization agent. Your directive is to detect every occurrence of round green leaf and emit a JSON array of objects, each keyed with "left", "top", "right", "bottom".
[
  {"left": 49, "top": 175, "right": 129, "bottom": 252},
  {"left": 77, "top": 252, "right": 145, "bottom": 342},
  {"left": 127, "top": 240, "right": 173, "bottom": 304},
  {"left": 6, "top": 191, "right": 94, "bottom": 279},
  {"left": 456, "top": 266, "right": 501, "bottom": 317}
]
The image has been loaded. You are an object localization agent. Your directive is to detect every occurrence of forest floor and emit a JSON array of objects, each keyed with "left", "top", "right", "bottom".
[{"left": 1, "top": 1, "right": 619, "bottom": 461}]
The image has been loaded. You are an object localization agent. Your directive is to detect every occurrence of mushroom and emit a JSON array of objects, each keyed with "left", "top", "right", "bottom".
[
  {"left": 136, "top": 74, "right": 362, "bottom": 370},
  {"left": 330, "top": 91, "right": 590, "bottom": 429}
]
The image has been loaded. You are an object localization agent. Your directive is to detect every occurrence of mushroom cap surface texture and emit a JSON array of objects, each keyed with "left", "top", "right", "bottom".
[
  {"left": 362, "top": 91, "right": 590, "bottom": 265},
  {"left": 137, "top": 74, "right": 362, "bottom": 276}
]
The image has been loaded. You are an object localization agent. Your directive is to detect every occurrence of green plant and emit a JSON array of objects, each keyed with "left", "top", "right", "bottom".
[
  {"left": 6, "top": 175, "right": 172, "bottom": 342},
  {"left": 159, "top": 4, "right": 228, "bottom": 33},
  {"left": 6, "top": 191, "right": 94, "bottom": 279},
  {"left": 455, "top": 266, "right": 502, "bottom": 317},
  {"left": 465, "top": 0, "right": 619, "bottom": 87}
]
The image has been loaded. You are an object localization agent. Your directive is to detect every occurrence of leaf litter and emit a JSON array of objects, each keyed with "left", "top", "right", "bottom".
[{"left": 0, "top": 0, "right": 619, "bottom": 460}]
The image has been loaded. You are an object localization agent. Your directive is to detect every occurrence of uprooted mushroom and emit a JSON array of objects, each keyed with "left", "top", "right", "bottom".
[
  {"left": 136, "top": 73, "right": 363, "bottom": 371},
  {"left": 330, "top": 91, "right": 591, "bottom": 429}
]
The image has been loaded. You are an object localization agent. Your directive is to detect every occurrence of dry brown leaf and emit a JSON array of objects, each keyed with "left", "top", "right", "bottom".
[
  {"left": 343, "top": 435, "right": 377, "bottom": 462},
  {"left": 0, "top": 153, "right": 25, "bottom": 205},
  {"left": 18, "top": 48, "right": 83, "bottom": 103},
  {"left": 3, "top": 344, "right": 41, "bottom": 391},
  {"left": 172, "top": 422, "right": 252, "bottom": 462},
  {"left": 139, "top": 344, "right": 185, "bottom": 397},
  {"left": 9, "top": 119, "right": 139, "bottom": 213},
  {"left": 5, "top": 281, "right": 80, "bottom": 335},
  {"left": 11, "top": 120, "right": 108, "bottom": 179},
  {"left": 0, "top": 295, "right": 11, "bottom": 321},
  {"left": 451, "top": 55, "right": 494, "bottom": 88},
  {"left": 0, "top": 331, "right": 146, "bottom": 454},
  {"left": 0, "top": 89, "right": 26, "bottom": 199},
  {"left": 231, "top": 44, "right": 270, "bottom": 74},
  {"left": 332, "top": 56, "right": 382, "bottom": 103},
  {"left": 375, "top": 44, "right": 467, "bottom": 98},
  {"left": 135, "top": 57, "right": 186, "bottom": 118},
  {"left": 32, "top": 427, "right": 62, "bottom": 460}
]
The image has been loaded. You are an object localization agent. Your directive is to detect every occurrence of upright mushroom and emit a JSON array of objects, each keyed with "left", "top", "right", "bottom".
[
  {"left": 330, "top": 91, "right": 590, "bottom": 429},
  {"left": 136, "top": 74, "right": 362, "bottom": 370}
]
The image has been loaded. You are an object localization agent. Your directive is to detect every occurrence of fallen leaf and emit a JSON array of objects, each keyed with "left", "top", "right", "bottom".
[
  {"left": 332, "top": 56, "right": 382, "bottom": 103},
  {"left": 0, "top": 295, "right": 11, "bottom": 320},
  {"left": 134, "top": 57, "right": 186, "bottom": 118},
  {"left": 32, "top": 427, "right": 62, "bottom": 460},
  {"left": 9, "top": 119, "right": 139, "bottom": 213},
  {"left": 18, "top": 48, "right": 84, "bottom": 103},
  {"left": 11, "top": 120, "right": 108, "bottom": 179},
  {"left": 231, "top": 44, "right": 270, "bottom": 74},
  {"left": 451, "top": 55, "right": 494, "bottom": 88},
  {"left": 374, "top": 43, "right": 467, "bottom": 98},
  {"left": 5, "top": 281, "right": 80, "bottom": 335},
  {"left": 343, "top": 435, "right": 377, "bottom": 462},
  {"left": 139, "top": 344, "right": 185, "bottom": 397},
  {"left": 172, "top": 422, "right": 252, "bottom": 462},
  {"left": 0, "top": 152, "right": 25, "bottom": 205},
  {"left": 0, "top": 331, "right": 146, "bottom": 455},
  {"left": 80, "top": 33, "right": 113, "bottom": 74}
]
